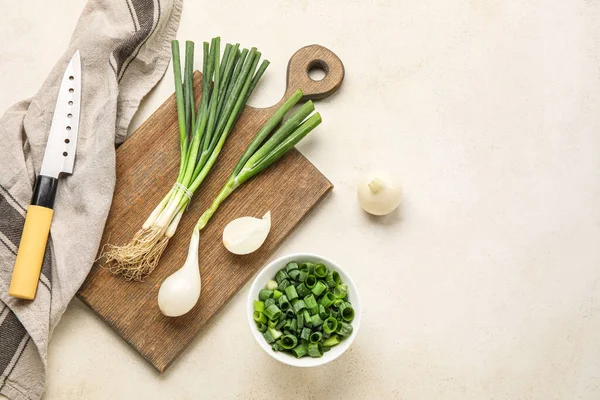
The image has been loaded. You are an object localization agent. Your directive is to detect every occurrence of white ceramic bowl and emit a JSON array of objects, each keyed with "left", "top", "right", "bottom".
[{"left": 247, "top": 253, "right": 361, "bottom": 367}]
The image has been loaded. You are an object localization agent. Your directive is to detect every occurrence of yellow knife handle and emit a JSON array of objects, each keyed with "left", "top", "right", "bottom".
[{"left": 8, "top": 175, "right": 58, "bottom": 300}]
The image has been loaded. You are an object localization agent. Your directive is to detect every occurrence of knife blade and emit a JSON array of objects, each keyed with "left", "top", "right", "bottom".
[{"left": 9, "top": 51, "right": 82, "bottom": 300}]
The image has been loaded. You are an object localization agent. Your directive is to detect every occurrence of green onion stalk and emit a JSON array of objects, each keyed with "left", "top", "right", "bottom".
[
  {"left": 157, "top": 89, "right": 322, "bottom": 316},
  {"left": 103, "top": 37, "right": 269, "bottom": 281},
  {"left": 195, "top": 91, "right": 321, "bottom": 232}
]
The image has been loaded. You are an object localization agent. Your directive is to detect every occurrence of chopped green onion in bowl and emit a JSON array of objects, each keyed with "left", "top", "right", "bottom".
[{"left": 248, "top": 253, "right": 360, "bottom": 367}]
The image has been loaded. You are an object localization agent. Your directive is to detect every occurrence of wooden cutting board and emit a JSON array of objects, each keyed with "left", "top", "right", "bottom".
[{"left": 77, "top": 45, "right": 344, "bottom": 373}]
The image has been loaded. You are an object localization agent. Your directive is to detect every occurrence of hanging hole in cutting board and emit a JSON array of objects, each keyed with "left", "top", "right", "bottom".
[{"left": 307, "top": 60, "right": 328, "bottom": 81}]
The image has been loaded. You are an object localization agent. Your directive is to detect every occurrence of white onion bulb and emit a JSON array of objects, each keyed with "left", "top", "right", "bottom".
[
  {"left": 158, "top": 229, "right": 201, "bottom": 317},
  {"left": 223, "top": 211, "right": 271, "bottom": 255},
  {"left": 357, "top": 171, "right": 402, "bottom": 215}
]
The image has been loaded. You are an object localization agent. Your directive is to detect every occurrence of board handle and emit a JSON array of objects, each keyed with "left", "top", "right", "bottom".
[{"left": 282, "top": 45, "right": 345, "bottom": 102}]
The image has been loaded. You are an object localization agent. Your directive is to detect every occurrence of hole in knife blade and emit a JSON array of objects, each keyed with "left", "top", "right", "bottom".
[
  {"left": 69, "top": 88, "right": 74, "bottom": 93},
  {"left": 69, "top": 76, "right": 74, "bottom": 81},
  {"left": 65, "top": 138, "right": 70, "bottom": 144},
  {"left": 63, "top": 152, "right": 68, "bottom": 157},
  {"left": 66, "top": 126, "right": 71, "bottom": 131},
  {"left": 68, "top": 101, "right": 73, "bottom": 106},
  {"left": 67, "top": 113, "right": 72, "bottom": 118}
]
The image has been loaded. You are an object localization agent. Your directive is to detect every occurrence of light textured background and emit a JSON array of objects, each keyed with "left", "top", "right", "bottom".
[{"left": 2, "top": 0, "right": 600, "bottom": 399}]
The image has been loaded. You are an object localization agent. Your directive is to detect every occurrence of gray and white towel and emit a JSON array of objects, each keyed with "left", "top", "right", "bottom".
[{"left": 0, "top": 0, "right": 182, "bottom": 398}]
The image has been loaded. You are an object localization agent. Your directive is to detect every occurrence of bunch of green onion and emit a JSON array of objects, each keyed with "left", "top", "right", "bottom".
[
  {"left": 104, "top": 37, "right": 269, "bottom": 281},
  {"left": 254, "top": 261, "right": 354, "bottom": 358},
  {"left": 158, "top": 90, "right": 322, "bottom": 316}
]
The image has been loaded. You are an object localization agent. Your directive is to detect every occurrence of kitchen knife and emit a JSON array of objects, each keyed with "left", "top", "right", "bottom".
[{"left": 8, "top": 51, "right": 82, "bottom": 300}]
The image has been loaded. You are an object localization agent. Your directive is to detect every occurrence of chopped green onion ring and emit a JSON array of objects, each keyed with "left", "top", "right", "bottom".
[
  {"left": 264, "top": 304, "right": 282, "bottom": 320},
  {"left": 309, "top": 331, "right": 323, "bottom": 343},
  {"left": 258, "top": 289, "right": 273, "bottom": 301},
  {"left": 314, "top": 263, "right": 328, "bottom": 278}
]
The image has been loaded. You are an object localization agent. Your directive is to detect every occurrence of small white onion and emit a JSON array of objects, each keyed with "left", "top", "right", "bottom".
[
  {"left": 158, "top": 230, "right": 201, "bottom": 317},
  {"left": 357, "top": 171, "right": 402, "bottom": 215},
  {"left": 223, "top": 211, "right": 271, "bottom": 255}
]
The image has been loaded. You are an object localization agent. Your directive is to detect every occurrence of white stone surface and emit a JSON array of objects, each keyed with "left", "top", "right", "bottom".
[{"left": 2, "top": 0, "right": 600, "bottom": 398}]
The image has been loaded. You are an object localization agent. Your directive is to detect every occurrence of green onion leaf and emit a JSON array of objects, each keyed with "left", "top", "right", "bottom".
[
  {"left": 300, "top": 327, "right": 311, "bottom": 341},
  {"left": 268, "top": 327, "right": 283, "bottom": 340},
  {"left": 253, "top": 311, "right": 267, "bottom": 324},
  {"left": 171, "top": 41, "right": 187, "bottom": 164},
  {"left": 253, "top": 300, "right": 265, "bottom": 312},
  {"left": 296, "top": 283, "right": 310, "bottom": 297},
  {"left": 280, "top": 334, "right": 298, "bottom": 350},
  {"left": 231, "top": 89, "right": 303, "bottom": 177},
  {"left": 339, "top": 302, "right": 355, "bottom": 322},
  {"left": 285, "top": 285, "right": 299, "bottom": 301},
  {"left": 322, "top": 334, "right": 341, "bottom": 347},
  {"left": 298, "top": 270, "right": 308, "bottom": 282},
  {"left": 311, "top": 314, "right": 324, "bottom": 327},
  {"left": 264, "top": 304, "right": 282, "bottom": 320},
  {"left": 296, "top": 313, "right": 304, "bottom": 331},
  {"left": 264, "top": 298, "right": 275, "bottom": 309},
  {"left": 301, "top": 262, "right": 315, "bottom": 274},
  {"left": 272, "top": 340, "right": 283, "bottom": 351},
  {"left": 333, "top": 284, "right": 348, "bottom": 299},
  {"left": 319, "top": 304, "right": 329, "bottom": 320},
  {"left": 309, "top": 331, "right": 323, "bottom": 343},
  {"left": 304, "top": 294, "right": 318, "bottom": 310},
  {"left": 293, "top": 299, "right": 306, "bottom": 314},
  {"left": 263, "top": 330, "right": 275, "bottom": 344},
  {"left": 249, "top": 113, "right": 322, "bottom": 176},
  {"left": 275, "top": 269, "right": 288, "bottom": 284},
  {"left": 326, "top": 271, "right": 341, "bottom": 288},
  {"left": 275, "top": 318, "right": 286, "bottom": 330},
  {"left": 286, "top": 262, "right": 299, "bottom": 273},
  {"left": 278, "top": 279, "right": 291, "bottom": 291},
  {"left": 288, "top": 269, "right": 301, "bottom": 281},
  {"left": 303, "top": 309, "right": 312, "bottom": 327},
  {"left": 307, "top": 343, "right": 323, "bottom": 358},
  {"left": 244, "top": 101, "right": 315, "bottom": 171},
  {"left": 323, "top": 317, "right": 338, "bottom": 334},
  {"left": 292, "top": 343, "right": 308, "bottom": 358},
  {"left": 314, "top": 263, "right": 328, "bottom": 278},
  {"left": 320, "top": 292, "right": 335, "bottom": 308},
  {"left": 311, "top": 280, "right": 327, "bottom": 297},
  {"left": 258, "top": 289, "right": 273, "bottom": 301},
  {"left": 336, "top": 321, "right": 353, "bottom": 337},
  {"left": 277, "top": 295, "right": 291, "bottom": 312}
]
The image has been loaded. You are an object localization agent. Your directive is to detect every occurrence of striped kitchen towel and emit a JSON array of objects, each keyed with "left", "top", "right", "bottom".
[{"left": 0, "top": 0, "right": 182, "bottom": 398}]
